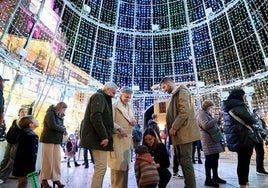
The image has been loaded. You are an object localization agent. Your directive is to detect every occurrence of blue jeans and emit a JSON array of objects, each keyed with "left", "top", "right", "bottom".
[{"left": 83, "top": 148, "right": 94, "bottom": 164}]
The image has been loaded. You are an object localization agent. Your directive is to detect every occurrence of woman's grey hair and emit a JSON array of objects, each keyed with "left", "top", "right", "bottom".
[
  {"left": 120, "top": 86, "right": 133, "bottom": 94},
  {"left": 104, "top": 82, "right": 118, "bottom": 90}
]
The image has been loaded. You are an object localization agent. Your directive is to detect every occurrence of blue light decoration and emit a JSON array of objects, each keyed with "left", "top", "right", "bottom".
[
  {"left": 118, "top": 2, "right": 135, "bottom": 29},
  {"left": 62, "top": 0, "right": 214, "bottom": 92}
]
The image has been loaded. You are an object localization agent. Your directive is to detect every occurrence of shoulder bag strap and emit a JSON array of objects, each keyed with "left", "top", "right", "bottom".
[
  {"left": 199, "top": 125, "right": 211, "bottom": 135},
  {"left": 198, "top": 110, "right": 212, "bottom": 135},
  {"left": 228, "top": 110, "right": 253, "bottom": 131}
]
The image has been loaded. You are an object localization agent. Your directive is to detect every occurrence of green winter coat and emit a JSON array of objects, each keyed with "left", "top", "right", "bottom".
[
  {"left": 166, "top": 85, "right": 200, "bottom": 145},
  {"left": 80, "top": 89, "right": 114, "bottom": 151}
]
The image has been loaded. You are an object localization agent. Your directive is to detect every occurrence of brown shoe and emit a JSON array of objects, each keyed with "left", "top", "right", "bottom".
[{"left": 41, "top": 180, "right": 52, "bottom": 188}]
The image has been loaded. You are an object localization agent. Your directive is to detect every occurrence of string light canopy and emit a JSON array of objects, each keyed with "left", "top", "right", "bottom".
[{"left": 55, "top": 0, "right": 268, "bottom": 93}]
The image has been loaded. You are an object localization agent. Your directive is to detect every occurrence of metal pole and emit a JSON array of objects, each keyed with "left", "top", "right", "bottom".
[
  {"left": 33, "top": 1, "right": 67, "bottom": 115},
  {"left": 19, "top": 0, "right": 46, "bottom": 63},
  {"left": 183, "top": 0, "right": 201, "bottom": 108},
  {"left": 242, "top": 0, "right": 266, "bottom": 59},
  {"left": 4, "top": 72, "right": 19, "bottom": 113},
  {"left": 167, "top": 0, "right": 175, "bottom": 82},
  {"left": 131, "top": 0, "right": 137, "bottom": 87},
  {"left": 43, "top": 1, "right": 67, "bottom": 74},
  {"left": 223, "top": 3, "right": 245, "bottom": 79},
  {"left": 89, "top": 0, "right": 104, "bottom": 77},
  {"left": 110, "top": 0, "right": 121, "bottom": 81}
]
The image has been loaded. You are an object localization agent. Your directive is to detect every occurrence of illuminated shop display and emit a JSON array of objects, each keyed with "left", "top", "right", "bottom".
[{"left": 0, "top": 0, "right": 268, "bottom": 127}]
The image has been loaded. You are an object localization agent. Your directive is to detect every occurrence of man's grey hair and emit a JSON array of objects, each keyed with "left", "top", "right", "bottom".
[
  {"left": 120, "top": 86, "right": 133, "bottom": 94},
  {"left": 103, "top": 82, "right": 118, "bottom": 90}
]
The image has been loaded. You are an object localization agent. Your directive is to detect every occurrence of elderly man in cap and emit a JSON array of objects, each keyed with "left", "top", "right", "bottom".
[{"left": 0, "top": 75, "right": 9, "bottom": 129}]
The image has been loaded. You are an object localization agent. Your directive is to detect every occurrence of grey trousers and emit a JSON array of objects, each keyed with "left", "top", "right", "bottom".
[{"left": 0, "top": 143, "right": 18, "bottom": 181}]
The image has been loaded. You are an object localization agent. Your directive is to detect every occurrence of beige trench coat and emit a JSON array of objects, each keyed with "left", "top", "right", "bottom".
[
  {"left": 166, "top": 85, "right": 200, "bottom": 145},
  {"left": 108, "top": 100, "right": 135, "bottom": 171}
]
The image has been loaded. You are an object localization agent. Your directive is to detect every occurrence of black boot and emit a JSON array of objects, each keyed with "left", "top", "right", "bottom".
[
  {"left": 213, "top": 177, "right": 227, "bottom": 184},
  {"left": 67, "top": 162, "right": 71, "bottom": 168},
  {"left": 204, "top": 179, "right": 219, "bottom": 187},
  {"left": 74, "top": 162, "right": 80, "bottom": 167}
]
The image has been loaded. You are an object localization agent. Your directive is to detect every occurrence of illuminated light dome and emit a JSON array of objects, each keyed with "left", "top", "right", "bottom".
[{"left": 54, "top": 0, "right": 268, "bottom": 93}]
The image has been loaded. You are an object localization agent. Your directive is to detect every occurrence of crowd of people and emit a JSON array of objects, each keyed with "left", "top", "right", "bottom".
[{"left": 0, "top": 76, "right": 268, "bottom": 188}]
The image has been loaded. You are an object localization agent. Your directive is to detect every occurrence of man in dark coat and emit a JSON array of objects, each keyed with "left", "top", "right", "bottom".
[
  {"left": 80, "top": 82, "right": 118, "bottom": 188},
  {"left": 252, "top": 109, "right": 268, "bottom": 175}
]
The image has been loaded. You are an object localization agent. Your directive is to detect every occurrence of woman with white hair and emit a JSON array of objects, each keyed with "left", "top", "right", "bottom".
[{"left": 107, "top": 86, "right": 136, "bottom": 188}]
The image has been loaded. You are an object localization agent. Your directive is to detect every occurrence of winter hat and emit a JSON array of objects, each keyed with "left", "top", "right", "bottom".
[{"left": 227, "top": 89, "right": 245, "bottom": 101}]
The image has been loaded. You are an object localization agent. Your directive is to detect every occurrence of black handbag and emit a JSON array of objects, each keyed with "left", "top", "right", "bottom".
[
  {"left": 252, "top": 126, "right": 262, "bottom": 143},
  {"left": 211, "top": 130, "right": 224, "bottom": 142}
]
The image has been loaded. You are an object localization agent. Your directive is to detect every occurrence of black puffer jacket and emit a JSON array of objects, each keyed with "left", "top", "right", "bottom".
[{"left": 222, "top": 99, "right": 256, "bottom": 151}]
